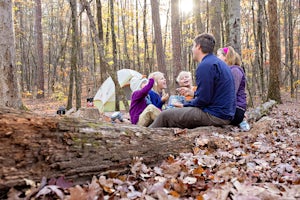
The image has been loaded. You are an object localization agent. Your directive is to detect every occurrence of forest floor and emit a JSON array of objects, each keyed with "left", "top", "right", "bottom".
[{"left": 5, "top": 92, "right": 300, "bottom": 199}]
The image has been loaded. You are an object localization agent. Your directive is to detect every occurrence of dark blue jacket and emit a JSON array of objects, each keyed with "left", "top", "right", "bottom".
[{"left": 184, "top": 54, "right": 236, "bottom": 120}]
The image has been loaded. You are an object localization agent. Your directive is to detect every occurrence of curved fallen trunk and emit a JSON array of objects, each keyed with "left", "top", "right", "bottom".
[
  {"left": 0, "top": 100, "right": 277, "bottom": 191},
  {"left": 0, "top": 107, "right": 225, "bottom": 191}
]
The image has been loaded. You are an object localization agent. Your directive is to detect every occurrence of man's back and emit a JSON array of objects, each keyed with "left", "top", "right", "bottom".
[{"left": 184, "top": 54, "right": 236, "bottom": 121}]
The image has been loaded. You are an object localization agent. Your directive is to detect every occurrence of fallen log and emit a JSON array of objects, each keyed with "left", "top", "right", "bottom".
[
  {"left": 0, "top": 100, "right": 277, "bottom": 191},
  {"left": 0, "top": 107, "right": 227, "bottom": 191},
  {"left": 247, "top": 100, "right": 277, "bottom": 123}
]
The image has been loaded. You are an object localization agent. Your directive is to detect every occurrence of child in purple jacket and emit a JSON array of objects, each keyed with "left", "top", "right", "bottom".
[{"left": 129, "top": 77, "right": 161, "bottom": 126}]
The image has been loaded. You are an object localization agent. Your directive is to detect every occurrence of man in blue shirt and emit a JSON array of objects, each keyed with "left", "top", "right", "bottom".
[{"left": 149, "top": 33, "right": 236, "bottom": 128}]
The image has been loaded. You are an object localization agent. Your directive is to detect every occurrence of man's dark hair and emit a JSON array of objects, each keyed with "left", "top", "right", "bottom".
[{"left": 194, "top": 33, "right": 215, "bottom": 53}]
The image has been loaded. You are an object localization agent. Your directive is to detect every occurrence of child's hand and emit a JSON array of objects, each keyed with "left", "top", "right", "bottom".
[
  {"left": 173, "top": 102, "right": 183, "bottom": 108},
  {"left": 176, "top": 87, "right": 194, "bottom": 97},
  {"left": 161, "top": 93, "right": 169, "bottom": 102}
]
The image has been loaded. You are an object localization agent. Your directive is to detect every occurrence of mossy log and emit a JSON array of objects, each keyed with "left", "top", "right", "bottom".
[
  {"left": 0, "top": 100, "right": 276, "bottom": 191},
  {"left": 0, "top": 107, "right": 224, "bottom": 191}
]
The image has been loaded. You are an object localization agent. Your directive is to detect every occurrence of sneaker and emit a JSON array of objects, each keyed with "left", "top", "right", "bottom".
[{"left": 239, "top": 120, "right": 250, "bottom": 131}]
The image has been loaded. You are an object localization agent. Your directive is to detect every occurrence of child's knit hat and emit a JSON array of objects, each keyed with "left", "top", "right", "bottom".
[{"left": 130, "top": 77, "right": 148, "bottom": 92}]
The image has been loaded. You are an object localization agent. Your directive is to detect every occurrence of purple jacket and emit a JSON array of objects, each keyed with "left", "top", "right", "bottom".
[
  {"left": 230, "top": 65, "right": 247, "bottom": 110},
  {"left": 129, "top": 78, "right": 154, "bottom": 124}
]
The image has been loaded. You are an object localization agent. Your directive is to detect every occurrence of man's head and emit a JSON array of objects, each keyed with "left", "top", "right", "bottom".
[{"left": 192, "top": 33, "right": 215, "bottom": 62}]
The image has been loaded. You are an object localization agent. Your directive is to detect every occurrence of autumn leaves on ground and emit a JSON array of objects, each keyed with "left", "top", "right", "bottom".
[{"left": 4, "top": 93, "right": 300, "bottom": 199}]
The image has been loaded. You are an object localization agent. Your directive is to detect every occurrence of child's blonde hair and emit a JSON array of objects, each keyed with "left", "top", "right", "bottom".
[
  {"left": 148, "top": 71, "right": 164, "bottom": 93},
  {"left": 176, "top": 71, "right": 191, "bottom": 83}
]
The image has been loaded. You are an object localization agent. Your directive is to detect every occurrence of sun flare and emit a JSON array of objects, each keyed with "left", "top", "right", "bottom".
[{"left": 180, "top": 0, "right": 193, "bottom": 14}]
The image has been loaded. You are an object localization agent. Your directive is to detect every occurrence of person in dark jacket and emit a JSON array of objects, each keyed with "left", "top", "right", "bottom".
[
  {"left": 217, "top": 46, "right": 249, "bottom": 128},
  {"left": 149, "top": 33, "right": 236, "bottom": 129}
]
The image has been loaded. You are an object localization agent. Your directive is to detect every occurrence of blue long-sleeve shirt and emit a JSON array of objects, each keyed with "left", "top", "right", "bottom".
[
  {"left": 184, "top": 54, "right": 236, "bottom": 121},
  {"left": 148, "top": 90, "right": 164, "bottom": 109}
]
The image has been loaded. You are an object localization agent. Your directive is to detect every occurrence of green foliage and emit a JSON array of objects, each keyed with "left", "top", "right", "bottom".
[
  {"left": 51, "top": 83, "right": 67, "bottom": 101},
  {"left": 294, "top": 80, "right": 300, "bottom": 88}
]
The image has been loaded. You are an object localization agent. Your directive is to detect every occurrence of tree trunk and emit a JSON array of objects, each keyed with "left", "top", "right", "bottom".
[
  {"left": 193, "top": 0, "right": 204, "bottom": 33},
  {"left": 228, "top": 0, "right": 241, "bottom": 55},
  {"left": 0, "top": 0, "right": 23, "bottom": 109},
  {"left": 287, "top": 0, "right": 294, "bottom": 97},
  {"left": 96, "top": 0, "right": 106, "bottom": 86},
  {"left": 258, "top": 0, "right": 266, "bottom": 101},
  {"left": 283, "top": 0, "right": 289, "bottom": 90},
  {"left": 267, "top": 0, "right": 282, "bottom": 103},
  {"left": 150, "top": 0, "right": 167, "bottom": 75},
  {"left": 210, "top": 0, "right": 222, "bottom": 51},
  {"left": 76, "top": 8, "right": 83, "bottom": 110},
  {"left": 0, "top": 100, "right": 277, "bottom": 191},
  {"left": 135, "top": 0, "right": 141, "bottom": 72},
  {"left": 143, "top": 0, "right": 150, "bottom": 75},
  {"left": 35, "top": 0, "right": 45, "bottom": 99},
  {"left": 171, "top": 0, "right": 182, "bottom": 83},
  {"left": 120, "top": 0, "right": 131, "bottom": 70},
  {"left": 67, "top": 0, "right": 79, "bottom": 110},
  {"left": 110, "top": 0, "right": 129, "bottom": 111},
  {"left": 0, "top": 107, "right": 208, "bottom": 190}
]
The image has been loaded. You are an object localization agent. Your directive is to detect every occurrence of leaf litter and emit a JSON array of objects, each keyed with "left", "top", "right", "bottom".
[{"left": 6, "top": 98, "right": 300, "bottom": 199}]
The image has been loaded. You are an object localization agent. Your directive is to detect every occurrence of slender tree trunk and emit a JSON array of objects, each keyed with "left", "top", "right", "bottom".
[
  {"left": 163, "top": 2, "right": 170, "bottom": 55},
  {"left": 150, "top": 0, "right": 167, "bottom": 75},
  {"left": 76, "top": 8, "right": 82, "bottom": 110},
  {"left": 171, "top": 0, "right": 182, "bottom": 82},
  {"left": 110, "top": 0, "right": 120, "bottom": 111},
  {"left": 81, "top": 0, "right": 129, "bottom": 111},
  {"left": 35, "top": 0, "right": 45, "bottom": 98},
  {"left": 267, "top": 0, "right": 282, "bottom": 103},
  {"left": 143, "top": 0, "right": 150, "bottom": 75},
  {"left": 258, "top": 0, "right": 266, "bottom": 100},
  {"left": 67, "top": 0, "right": 79, "bottom": 110},
  {"left": 288, "top": 0, "right": 294, "bottom": 97},
  {"left": 227, "top": 0, "right": 241, "bottom": 54},
  {"left": 283, "top": 0, "right": 289, "bottom": 90},
  {"left": 110, "top": 0, "right": 129, "bottom": 111},
  {"left": 0, "top": 0, "right": 23, "bottom": 109},
  {"left": 135, "top": 0, "right": 141, "bottom": 72},
  {"left": 224, "top": 0, "right": 230, "bottom": 45},
  {"left": 120, "top": 0, "right": 131, "bottom": 69},
  {"left": 193, "top": 0, "right": 204, "bottom": 33},
  {"left": 96, "top": 0, "right": 106, "bottom": 86},
  {"left": 210, "top": 0, "right": 222, "bottom": 51}
]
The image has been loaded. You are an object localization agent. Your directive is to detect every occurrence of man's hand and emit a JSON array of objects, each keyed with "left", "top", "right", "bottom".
[{"left": 176, "top": 87, "right": 194, "bottom": 97}]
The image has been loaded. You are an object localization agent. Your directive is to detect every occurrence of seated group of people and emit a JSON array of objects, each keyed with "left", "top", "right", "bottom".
[{"left": 129, "top": 33, "right": 248, "bottom": 130}]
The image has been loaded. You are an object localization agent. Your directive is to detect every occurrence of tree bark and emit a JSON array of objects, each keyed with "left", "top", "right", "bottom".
[
  {"left": 142, "top": 0, "right": 150, "bottom": 75},
  {"left": 0, "top": 107, "right": 217, "bottom": 190},
  {"left": 267, "top": 0, "right": 282, "bottom": 103},
  {"left": 67, "top": 0, "right": 79, "bottom": 110},
  {"left": 150, "top": 0, "right": 167, "bottom": 75},
  {"left": 171, "top": 0, "right": 182, "bottom": 82},
  {"left": 0, "top": 0, "right": 23, "bottom": 109},
  {"left": 35, "top": 0, "right": 45, "bottom": 99},
  {"left": 193, "top": 0, "right": 204, "bottom": 33},
  {"left": 228, "top": 0, "right": 241, "bottom": 55},
  {"left": 110, "top": 0, "right": 129, "bottom": 111},
  {"left": 0, "top": 99, "right": 277, "bottom": 191},
  {"left": 96, "top": 0, "right": 106, "bottom": 86},
  {"left": 210, "top": 0, "right": 222, "bottom": 52}
]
